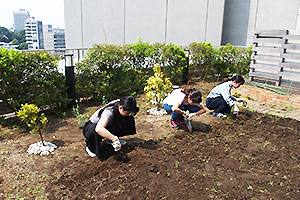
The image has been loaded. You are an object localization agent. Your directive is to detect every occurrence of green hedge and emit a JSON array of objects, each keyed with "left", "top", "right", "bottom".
[
  {"left": 1, "top": 41, "right": 252, "bottom": 113},
  {"left": 0, "top": 48, "right": 70, "bottom": 114},
  {"left": 189, "top": 42, "right": 252, "bottom": 79},
  {"left": 75, "top": 40, "right": 187, "bottom": 102}
]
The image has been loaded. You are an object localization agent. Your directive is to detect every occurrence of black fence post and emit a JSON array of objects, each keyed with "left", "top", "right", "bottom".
[
  {"left": 182, "top": 49, "right": 189, "bottom": 84},
  {"left": 65, "top": 54, "right": 76, "bottom": 108}
]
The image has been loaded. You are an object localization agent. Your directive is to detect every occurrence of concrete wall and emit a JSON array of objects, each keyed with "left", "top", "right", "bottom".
[
  {"left": 125, "top": 0, "right": 165, "bottom": 44},
  {"left": 64, "top": 0, "right": 225, "bottom": 49},
  {"left": 64, "top": 0, "right": 300, "bottom": 48},
  {"left": 254, "top": 0, "right": 299, "bottom": 30}
]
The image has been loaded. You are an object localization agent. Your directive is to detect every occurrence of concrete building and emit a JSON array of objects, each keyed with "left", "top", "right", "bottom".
[
  {"left": 25, "top": 17, "right": 44, "bottom": 50},
  {"left": 13, "top": 9, "right": 30, "bottom": 31},
  {"left": 43, "top": 25, "right": 66, "bottom": 49},
  {"left": 53, "top": 28, "right": 66, "bottom": 49},
  {"left": 43, "top": 24, "right": 54, "bottom": 49},
  {"left": 64, "top": 0, "right": 300, "bottom": 49}
]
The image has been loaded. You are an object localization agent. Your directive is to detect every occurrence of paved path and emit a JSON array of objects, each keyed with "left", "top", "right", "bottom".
[
  {"left": 242, "top": 99, "right": 300, "bottom": 121},
  {"left": 234, "top": 84, "right": 300, "bottom": 121}
]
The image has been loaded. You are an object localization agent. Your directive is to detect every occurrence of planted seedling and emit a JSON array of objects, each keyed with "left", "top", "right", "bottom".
[{"left": 16, "top": 103, "right": 48, "bottom": 146}]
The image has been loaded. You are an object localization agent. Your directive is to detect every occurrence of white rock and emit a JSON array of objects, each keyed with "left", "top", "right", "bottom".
[
  {"left": 27, "top": 141, "right": 57, "bottom": 156},
  {"left": 147, "top": 107, "right": 167, "bottom": 116}
]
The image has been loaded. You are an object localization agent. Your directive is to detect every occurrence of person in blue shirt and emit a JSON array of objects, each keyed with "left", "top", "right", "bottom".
[{"left": 206, "top": 75, "right": 245, "bottom": 118}]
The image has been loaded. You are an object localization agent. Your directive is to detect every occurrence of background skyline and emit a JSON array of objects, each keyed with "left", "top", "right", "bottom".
[{"left": 0, "top": 0, "right": 65, "bottom": 29}]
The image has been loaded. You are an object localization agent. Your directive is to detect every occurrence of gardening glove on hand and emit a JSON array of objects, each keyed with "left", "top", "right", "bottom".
[
  {"left": 112, "top": 137, "right": 122, "bottom": 151},
  {"left": 183, "top": 110, "right": 196, "bottom": 120},
  {"left": 233, "top": 104, "right": 239, "bottom": 115},
  {"left": 187, "top": 112, "right": 196, "bottom": 120},
  {"left": 183, "top": 110, "right": 190, "bottom": 120}
]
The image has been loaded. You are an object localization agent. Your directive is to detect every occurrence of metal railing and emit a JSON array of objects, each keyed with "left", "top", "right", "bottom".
[{"left": 22, "top": 47, "right": 91, "bottom": 63}]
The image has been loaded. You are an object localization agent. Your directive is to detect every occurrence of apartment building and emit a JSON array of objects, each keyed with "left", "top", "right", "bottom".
[{"left": 25, "top": 17, "right": 44, "bottom": 50}]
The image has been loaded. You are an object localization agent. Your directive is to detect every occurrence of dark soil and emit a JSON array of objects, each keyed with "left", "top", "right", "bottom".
[{"left": 0, "top": 82, "right": 300, "bottom": 199}]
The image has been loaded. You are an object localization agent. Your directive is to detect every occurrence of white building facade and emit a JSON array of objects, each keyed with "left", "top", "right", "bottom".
[
  {"left": 43, "top": 24, "right": 54, "bottom": 49},
  {"left": 64, "top": 0, "right": 300, "bottom": 49},
  {"left": 25, "top": 17, "right": 44, "bottom": 50}
]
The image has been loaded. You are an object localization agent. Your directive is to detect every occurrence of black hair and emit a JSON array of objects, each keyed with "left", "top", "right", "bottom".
[
  {"left": 219, "top": 74, "right": 245, "bottom": 85},
  {"left": 181, "top": 88, "right": 202, "bottom": 103},
  {"left": 119, "top": 96, "right": 139, "bottom": 115},
  {"left": 97, "top": 96, "right": 139, "bottom": 117}
]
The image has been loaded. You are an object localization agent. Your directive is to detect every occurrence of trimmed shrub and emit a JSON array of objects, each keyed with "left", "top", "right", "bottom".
[
  {"left": 0, "top": 48, "right": 70, "bottom": 114},
  {"left": 189, "top": 42, "right": 217, "bottom": 78},
  {"left": 214, "top": 43, "right": 252, "bottom": 77}
]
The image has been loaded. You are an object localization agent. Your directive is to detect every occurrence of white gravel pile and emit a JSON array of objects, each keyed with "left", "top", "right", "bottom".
[
  {"left": 147, "top": 107, "right": 167, "bottom": 115},
  {"left": 27, "top": 141, "right": 57, "bottom": 156}
]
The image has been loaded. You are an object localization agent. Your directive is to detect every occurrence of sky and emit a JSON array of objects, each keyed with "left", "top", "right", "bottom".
[{"left": 0, "top": 0, "right": 65, "bottom": 29}]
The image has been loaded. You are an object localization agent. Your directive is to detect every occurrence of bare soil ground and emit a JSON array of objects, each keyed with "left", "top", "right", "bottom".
[{"left": 0, "top": 81, "right": 300, "bottom": 199}]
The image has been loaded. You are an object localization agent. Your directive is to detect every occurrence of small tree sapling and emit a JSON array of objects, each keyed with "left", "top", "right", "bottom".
[
  {"left": 16, "top": 103, "right": 48, "bottom": 146},
  {"left": 144, "top": 64, "right": 172, "bottom": 110}
]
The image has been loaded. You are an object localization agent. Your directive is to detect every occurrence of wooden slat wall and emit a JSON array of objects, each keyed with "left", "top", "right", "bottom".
[{"left": 249, "top": 30, "right": 300, "bottom": 86}]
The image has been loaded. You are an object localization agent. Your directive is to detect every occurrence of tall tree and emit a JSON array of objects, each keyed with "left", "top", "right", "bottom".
[{"left": 0, "top": 27, "right": 13, "bottom": 43}]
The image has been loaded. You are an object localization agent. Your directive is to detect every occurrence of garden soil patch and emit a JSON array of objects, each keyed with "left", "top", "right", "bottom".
[{"left": 0, "top": 82, "right": 300, "bottom": 199}]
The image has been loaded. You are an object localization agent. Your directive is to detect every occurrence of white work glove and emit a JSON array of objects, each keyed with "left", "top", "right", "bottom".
[
  {"left": 183, "top": 110, "right": 196, "bottom": 120},
  {"left": 111, "top": 137, "right": 121, "bottom": 151},
  {"left": 183, "top": 110, "right": 190, "bottom": 119},
  {"left": 233, "top": 104, "right": 239, "bottom": 115},
  {"left": 187, "top": 112, "right": 196, "bottom": 120}
]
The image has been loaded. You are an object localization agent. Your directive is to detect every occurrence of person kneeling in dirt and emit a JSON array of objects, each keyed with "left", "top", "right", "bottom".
[
  {"left": 83, "top": 96, "right": 139, "bottom": 157},
  {"left": 163, "top": 88, "right": 207, "bottom": 130},
  {"left": 206, "top": 74, "right": 246, "bottom": 118}
]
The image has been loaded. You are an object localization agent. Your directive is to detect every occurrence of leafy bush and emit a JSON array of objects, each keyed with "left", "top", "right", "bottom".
[
  {"left": 125, "top": 38, "right": 157, "bottom": 70},
  {"left": 75, "top": 44, "right": 123, "bottom": 101},
  {"left": 214, "top": 43, "right": 252, "bottom": 77},
  {"left": 188, "top": 42, "right": 252, "bottom": 79},
  {"left": 75, "top": 43, "right": 147, "bottom": 102},
  {"left": 75, "top": 40, "right": 187, "bottom": 103},
  {"left": 159, "top": 43, "right": 187, "bottom": 84},
  {"left": 189, "top": 42, "right": 217, "bottom": 78},
  {"left": 0, "top": 48, "right": 70, "bottom": 114}
]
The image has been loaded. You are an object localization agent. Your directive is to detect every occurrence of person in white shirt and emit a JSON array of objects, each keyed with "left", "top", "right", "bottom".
[
  {"left": 83, "top": 96, "right": 139, "bottom": 157},
  {"left": 163, "top": 88, "right": 206, "bottom": 130},
  {"left": 206, "top": 75, "right": 245, "bottom": 118}
]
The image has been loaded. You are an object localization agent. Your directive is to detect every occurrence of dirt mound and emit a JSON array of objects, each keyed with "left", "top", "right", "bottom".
[{"left": 44, "top": 110, "right": 300, "bottom": 199}]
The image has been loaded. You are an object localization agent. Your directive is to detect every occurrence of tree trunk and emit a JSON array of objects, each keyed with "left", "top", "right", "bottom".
[{"left": 38, "top": 131, "right": 45, "bottom": 146}]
